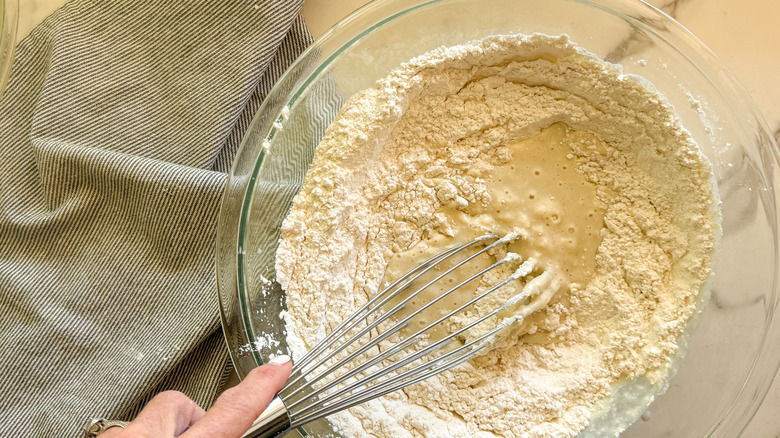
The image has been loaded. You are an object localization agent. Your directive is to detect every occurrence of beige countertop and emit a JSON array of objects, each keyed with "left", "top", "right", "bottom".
[{"left": 15, "top": 0, "right": 780, "bottom": 436}]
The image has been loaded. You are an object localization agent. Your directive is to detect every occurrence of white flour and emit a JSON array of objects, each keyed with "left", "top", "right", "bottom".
[{"left": 275, "top": 34, "right": 718, "bottom": 437}]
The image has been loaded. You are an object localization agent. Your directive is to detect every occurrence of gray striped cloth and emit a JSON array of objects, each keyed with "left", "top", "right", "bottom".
[{"left": 0, "top": 1, "right": 310, "bottom": 436}]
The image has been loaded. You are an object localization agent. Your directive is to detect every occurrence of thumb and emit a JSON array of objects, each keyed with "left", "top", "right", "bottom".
[{"left": 183, "top": 355, "right": 292, "bottom": 438}]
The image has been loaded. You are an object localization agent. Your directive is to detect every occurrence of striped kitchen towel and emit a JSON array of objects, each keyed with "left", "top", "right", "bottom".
[{"left": 0, "top": 1, "right": 310, "bottom": 436}]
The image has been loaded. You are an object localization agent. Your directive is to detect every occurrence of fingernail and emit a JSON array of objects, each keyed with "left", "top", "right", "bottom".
[{"left": 268, "top": 355, "right": 291, "bottom": 366}]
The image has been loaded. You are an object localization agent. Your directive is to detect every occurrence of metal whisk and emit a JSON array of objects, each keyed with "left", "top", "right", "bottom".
[{"left": 244, "top": 233, "right": 544, "bottom": 438}]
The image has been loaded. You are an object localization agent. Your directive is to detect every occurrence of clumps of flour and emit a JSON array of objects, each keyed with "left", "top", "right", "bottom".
[{"left": 275, "top": 34, "right": 718, "bottom": 438}]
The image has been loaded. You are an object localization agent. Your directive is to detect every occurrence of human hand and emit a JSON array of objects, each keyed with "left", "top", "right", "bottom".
[{"left": 101, "top": 355, "right": 292, "bottom": 438}]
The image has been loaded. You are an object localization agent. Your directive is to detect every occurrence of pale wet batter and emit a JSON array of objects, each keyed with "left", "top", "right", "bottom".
[
  {"left": 381, "top": 123, "right": 603, "bottom": 347},
  {"left": 276, "top": 34, "right": 719, "bottom": 437}
]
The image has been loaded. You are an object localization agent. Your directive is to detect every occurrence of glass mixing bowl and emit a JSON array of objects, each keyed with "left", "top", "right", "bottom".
[{"left": 216, "top": 0, "right": 780, "bottom": 436}]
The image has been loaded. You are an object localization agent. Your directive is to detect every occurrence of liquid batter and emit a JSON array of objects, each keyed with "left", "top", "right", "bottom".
[{"left": 381, "top": 123, "right": 604, "bottom": 346}]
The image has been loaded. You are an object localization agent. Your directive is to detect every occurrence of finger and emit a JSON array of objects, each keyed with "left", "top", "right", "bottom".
[
  {"left": 183, "top": 356, "right": 292, "bottom": 438},
  {"left": 121, "top": 391, "right": 206, "bottom": 437}
]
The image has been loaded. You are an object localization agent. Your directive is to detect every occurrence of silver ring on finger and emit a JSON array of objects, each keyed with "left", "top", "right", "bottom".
[{"left": 82, "top": 417, "right": 128, "bottom": 437}]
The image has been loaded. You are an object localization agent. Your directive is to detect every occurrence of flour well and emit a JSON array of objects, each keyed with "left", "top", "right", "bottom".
[{"left": 275, "top": 34, "right": 718, "bottom": 438}]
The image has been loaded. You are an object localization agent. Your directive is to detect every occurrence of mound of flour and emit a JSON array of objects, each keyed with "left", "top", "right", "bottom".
[{"left": 275, "top": 34, "right": 718, "bottom": 437}]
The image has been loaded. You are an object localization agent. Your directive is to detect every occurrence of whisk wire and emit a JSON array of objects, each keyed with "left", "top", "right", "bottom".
[
  {"left": 291, "top": 320, "right": 510, "bottom": 427},
  {"left": 243, "top": 233, "right": 545, "bottom": 438},
  {"left": 317, "top": 322, "right": 506, "bottom": 416},
  {"left": 285, "top": 247, "right": 514, "bottom": 407},
  {"left": 287, "top": 256, "right": 528, "bottom": 417},
  {"left": 284, "top": 234, "right": 503, "bottom": 395},
  {"left": 286, "top": 234, "right": 497, "bottom": 384}
]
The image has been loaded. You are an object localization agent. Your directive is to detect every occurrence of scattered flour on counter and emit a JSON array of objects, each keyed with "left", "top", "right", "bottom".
[{"left": 275, "top": 34, "right": 718, "bottom": 438}]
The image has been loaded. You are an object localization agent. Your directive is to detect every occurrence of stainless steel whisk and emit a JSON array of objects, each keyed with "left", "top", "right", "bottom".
[{"left": 243, "top": 233, "right": 538, "bottom": 438}]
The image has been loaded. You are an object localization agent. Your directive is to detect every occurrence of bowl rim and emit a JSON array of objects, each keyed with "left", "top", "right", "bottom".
[{"left": 0, "top": 0, "right": 18, "bottom": 97}]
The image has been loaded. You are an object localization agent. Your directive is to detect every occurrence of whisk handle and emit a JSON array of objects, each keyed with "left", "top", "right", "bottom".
[{"left": 242, "top": 396, "right": 292, "bottom": 438}]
